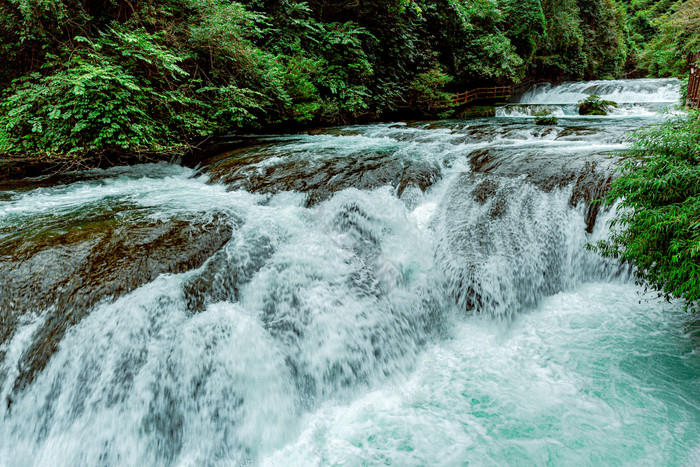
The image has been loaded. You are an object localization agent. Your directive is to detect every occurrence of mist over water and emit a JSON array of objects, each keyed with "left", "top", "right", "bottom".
[{"left": 1, "top": 79, "right": 699, "bottom": 466}]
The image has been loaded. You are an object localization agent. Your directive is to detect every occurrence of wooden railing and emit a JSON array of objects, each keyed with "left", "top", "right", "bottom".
[
  {"left": 452, "top": 86, "right": 512, "bottom": 105},
  {"left": 451, "top": 77, "right": 536, "bottom": 106},
  {"left": 687, "top": 51, "right": 700, "bottom": 109},
  {"left": 391, "top": 77, "right": 537, "bottom": 109}
]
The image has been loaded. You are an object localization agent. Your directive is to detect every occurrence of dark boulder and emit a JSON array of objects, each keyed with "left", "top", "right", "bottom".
[
  {"left": 206, "top": 147, "right": 441, "bottom": 207},
  {"left": 0, "top": 215, "right": 233, "bottom": 397}
]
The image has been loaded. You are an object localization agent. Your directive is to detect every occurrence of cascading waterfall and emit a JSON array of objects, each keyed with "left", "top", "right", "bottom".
[
  {"left": 519, "top": 78, "right": 680, "bottom": 104},
  {"left": 1, "top": 78, "right": 698, "bottom": 466},
  {"left": 433, "top": 174, "right": 618, "bottom": 319},
  {"left": 497, "top": 78, "right": 680, "bottom": 118}
]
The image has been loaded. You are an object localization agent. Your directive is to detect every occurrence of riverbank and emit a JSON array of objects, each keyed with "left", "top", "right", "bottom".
[
  {"left": 0, "top": 116, "right": 446, "bottom": 183},
  {"left": 2, "top": 78, "right": 698, "bottom": 465}
]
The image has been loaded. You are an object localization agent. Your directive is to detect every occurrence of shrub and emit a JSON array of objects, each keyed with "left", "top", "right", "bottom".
[
  {"left": 578, "top": 94, "right": 618, "bottom": 115},
  {"left": 1, "top": 51, "right": 168, "bottom": 157},
  {"left": 408, "top": 68, "right": 454, "bottom": 117},
  {"left": 534, "top": 108, "right": 558, "bottom": 125},
  {"left": 0, "top": 23, "right": 266, "bottom": 158},
  {"left": 0, "top": 126, "right": 10, "bottom": 153},
  {"left": 591, "top": 111, "right": 700, "bottom": 311}
]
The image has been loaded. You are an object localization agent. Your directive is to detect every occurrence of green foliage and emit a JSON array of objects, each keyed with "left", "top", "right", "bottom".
[
  {"left": 458, "top": 106, "right": 496, "bottom": 119},
  {"left": 0, "top": 126, "right": 11, "bottom": 153},
  {"left": 7, "top": 32, "right": 158, "bottom": 156},
  {"left": 535, "top": 0, "right": 587, "bottom": 77},
  {"left": 638, "top": 0, "right": 700, "bottom": 77},
  {"left": 578, "top": 94, "right": 618, "bottom": 115},
  {"left": 3, "top": 55, "right": 161, "bottom": 156},
  {"left": 533, "top": 108, "right": 558, "bottom": 125},
  {"left": 0, "top": 22, "right": 265, "bottom": 157},
  {"left": 408, "top": 68, "right": 454, "bottom": 117},
  {"left": 592, "top": 111, "right": 700, "bottom": 311},
  {"left": 680, "top": 74, "right": 689, "bottom": 105},
  {"left": 238, "top": 1, "right": 376, "bottom": 123},
  {"left": 619, "top": 0, "right": 699, "bottom": 77},
  {"left": 310, "top": 21, "right": 374, "bottom": 123},
  {"left": 0, "top": 0, "right": 679, "bottom": 161},
  {"left": 534, "top": 0, "right": 627, "bottom": 79},
  {"left": 580, "top": 0, "right": 627, "bottom": 78},
  {"left": 420, "top": 0, "right": 525, "bottom": 83},
  {"left": 502, "top": 0, "right": 546, "bottom": 59}
]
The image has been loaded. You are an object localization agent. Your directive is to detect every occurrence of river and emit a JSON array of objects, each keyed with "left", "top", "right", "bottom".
[{"left": 0, "top": 78, "right": 698, "bottom": 465}]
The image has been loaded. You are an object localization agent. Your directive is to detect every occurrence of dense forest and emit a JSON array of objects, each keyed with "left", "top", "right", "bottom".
[
  {"left": 0, "top": 0, "right": 698, "bottom": 160},
  {"left": 2, "top": 3, "right": 700, "bottom": 462}
]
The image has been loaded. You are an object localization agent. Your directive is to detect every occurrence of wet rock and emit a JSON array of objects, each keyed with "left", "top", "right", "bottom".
[
  {"left": 570, "top": 162, "right": 615, "bottom": 233},
  {"left": 470, "top": 148, "right": 573, "bottom": 190},
  {"left": 471, "top": 179, "right": 499, "bottom": 204},
  {"left": 397, "top": 164, "right": 442, "bottom": 198},
  {"left": 0, "top": 216, "right": 233, "bottom": 396},
  {"left": 535, "top": 115, "right": 558, "bottom": 126},
  {"left": 467, "top": 148, "right": 617, "bottom": 232},
  {"left": 535, "top": 127, "right": 557, "bottom": 137},
  {"left": 555, "top": 127, "right": 599, "bottom": 140},
  {"left": 207, "top": 149, "right": 441, "bottom": 207},
  {"left": 448, "top": 125, "right": 499, "bottom": 145},
  {"left": 578, "top": 95, "right": 617, "bottom": 116},
  {"left": 183, "top": 230, "right": 275, "bottom": 312}
]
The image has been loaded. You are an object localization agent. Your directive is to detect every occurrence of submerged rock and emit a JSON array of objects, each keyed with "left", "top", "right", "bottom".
[
  {"left": 578, "top": 95, "right": 618, "bottom": 116},
  {"left": 0, "top": 215, "right": 233, "bottom": 397},
  {"left": 467, "top": 148, "right": 616, "bottom": 232},
  {"left": 206, "top": 148, "right": 441, "bottom": 207}
]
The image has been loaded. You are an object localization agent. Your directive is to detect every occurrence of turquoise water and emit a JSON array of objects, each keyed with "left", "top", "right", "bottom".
[
  {"left": 264, "top": 283, "right": 700, "bottom": 465},
  {"left": 1, "top": 78, "right": 698, "bottom": 466}
]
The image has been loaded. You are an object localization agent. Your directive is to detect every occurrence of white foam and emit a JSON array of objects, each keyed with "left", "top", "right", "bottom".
[{"left": 519, "top": 78, "right": 680, "bottom": 105}]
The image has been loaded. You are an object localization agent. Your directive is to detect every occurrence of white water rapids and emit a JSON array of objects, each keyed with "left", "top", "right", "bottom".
[
  {"left": 0, "top": 79, "right": 698, "bottom": 466},
  {"left": 498, "top": 78, "right": 680, "bottom": 118}
]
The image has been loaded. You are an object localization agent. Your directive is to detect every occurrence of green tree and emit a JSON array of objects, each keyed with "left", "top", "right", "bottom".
[
  {"left": 639, "top": 0, "right": 700, "bottom": 77},
  {"left": 408, "top": 67, "right": 455, "bottom": 117},
  {"left": 592, "top": 111, "right": 700, "bottom": 311}
]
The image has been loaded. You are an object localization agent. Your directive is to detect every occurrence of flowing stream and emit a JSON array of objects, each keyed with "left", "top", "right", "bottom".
[{"left": 0, "top": 79, "right": 698, "bottom": 466}]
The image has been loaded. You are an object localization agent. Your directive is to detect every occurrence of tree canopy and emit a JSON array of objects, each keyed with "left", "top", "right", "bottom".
[{"left": 0, "top": 0, "right": 697, "bottom": 159}]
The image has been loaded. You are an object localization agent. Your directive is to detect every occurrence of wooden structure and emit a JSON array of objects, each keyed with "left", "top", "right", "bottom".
[
  {"left": 451, "top": 77, "right": 536, "bottom": 106},
  {"left": 688, "top": 51, "right": 700, "bottom": 109},
  {"left": 392, "top": 77, "right": 537, "bottom": 111},
  {"left": 452, "top": 86, "right": 513, "bottom": 105}
]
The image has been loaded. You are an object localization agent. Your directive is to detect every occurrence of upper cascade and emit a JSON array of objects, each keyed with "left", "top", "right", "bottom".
[{"left": 518, "top": 78, "right": 680, "bottom": 105}]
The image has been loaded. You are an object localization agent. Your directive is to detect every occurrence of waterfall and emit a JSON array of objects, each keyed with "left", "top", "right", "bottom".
[
  {"left": 497, "top": 78, "right": 680, "bottom": 118},
  {"left": 518, "top": 78, "right": 680, "bottom": 104},
  {"left": 1, "top": 79, "right": 698, "bottom": 466}
]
